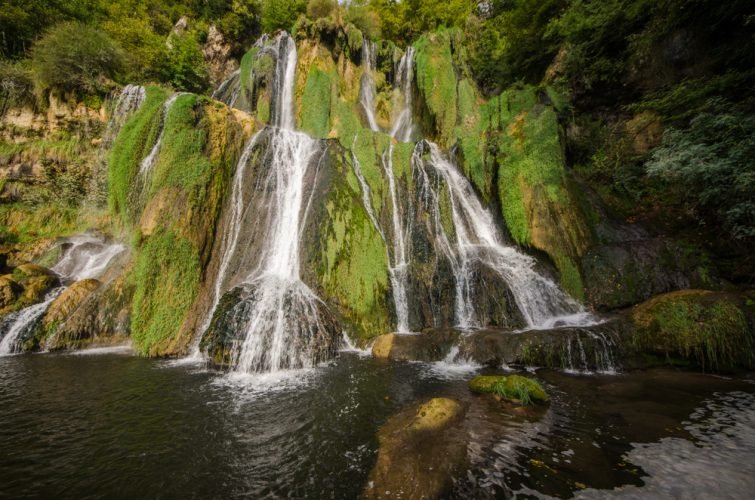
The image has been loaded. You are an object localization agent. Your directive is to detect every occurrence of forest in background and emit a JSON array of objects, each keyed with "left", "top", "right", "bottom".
[{"left": 1, "top": 0, "right": 753, "bottom": 281}]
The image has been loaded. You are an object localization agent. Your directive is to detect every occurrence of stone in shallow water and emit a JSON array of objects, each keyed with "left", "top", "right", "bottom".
[
  {"left": 364, "top": 397, "right": 467, "bottom": 500},
  {"left": 468, "top": 375, "right": 550, "bottom": 404}
]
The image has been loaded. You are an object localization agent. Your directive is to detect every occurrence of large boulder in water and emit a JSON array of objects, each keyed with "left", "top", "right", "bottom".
[
  {"left": 371, "top": 329, "right": 461, "bottom": 361},
  {"left": 364, "top": 398, "right": 467, "bottom": 499}
]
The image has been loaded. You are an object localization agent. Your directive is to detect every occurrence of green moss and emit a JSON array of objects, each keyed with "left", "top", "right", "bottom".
[
  {"left": 130, "top": 230, "right": 200, "bottom": 354},
  {"left": 631, "top": 290, "right": 754, "bottom": 371},
  {"left": 315, "top": 148, "right": 391, "bottom": 340},
  {"left": 0, "top": 203, "right": 95, "bottom": 245},
  {"left": 107, "top": 85, "right": 169, "bottom": 224},
  {"left": 299, "top": 67, "right": 332, "bottom": 138},
  {"left": 490, "top": 85, "right": 590, "bottom": 299},
  {"left": 148, "top": 94, "right": 212, "bottom": 196},
  {"left": 469, "top": 375, "right": 549, "bottom": 405},
  {"left": 414, "top": 30, "right": 458, "bottom": 147},
  {"left": 239, "top": 47, "right": 259, "bottom": 92}
]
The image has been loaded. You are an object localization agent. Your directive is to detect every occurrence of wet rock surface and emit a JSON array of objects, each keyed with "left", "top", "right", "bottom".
[{"left": 364, "top": 397, "right": 467, "bottom": 499}]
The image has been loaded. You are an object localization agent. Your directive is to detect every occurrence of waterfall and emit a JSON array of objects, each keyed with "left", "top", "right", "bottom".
[
  {"left": 87, "top": 85, "right": 146, "bottom": 205},
  {"left": 212, "top": 69, "right": 241, "bottom": 108},
  {"left": 271, "top": 32, "right": 297, "bottom": 130},
  {"left": 359, "top": 40, "right": 380, "bottom": 132},
  {"left": 390, "top": 47, "right": 415, "bottom": 142},
  {"left": 0, "top": 235, "right": 126, "bottom": 355},
  {"left": 350, "top": 139, "right": 411, "bottom": 333},
  {"left": 199, "top": 32, "right": 338, "bottom": 373},
  {"left": 138, "top": 92, "right": 182, "bottom": 177},
  {"left": 382, "top": 145, "right": 411, "bottom": 332},
  {"left": 0, "top": 289, "right": 64, "bottom": 355},
  {"left": 413, "top": 142, "right": 594, "bottom": 330}
]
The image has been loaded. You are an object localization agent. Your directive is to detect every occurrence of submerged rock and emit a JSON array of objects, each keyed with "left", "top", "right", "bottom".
[
  {"left": 364, "top": 397, "right": 467, "bottom": 499},
  {"left": 468, "top": 375, "right": 549, "bottom": 404}
]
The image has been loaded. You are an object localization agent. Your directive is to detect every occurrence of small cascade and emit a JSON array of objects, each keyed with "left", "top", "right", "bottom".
[
  {"left": 87, "top": 85, "right": 146, "bottom": 205},
  {"left": 0, "top": 235, "right": 125, "bottom": 355},
  {"left": 390, "top": 47, "right": 416, "bottom": 142},
  {"left": 561, "top": 328, "right": 619, "bottom": 374},
  {"left": 0, "top": 289, "right": 64, "bottom": 355},
  {"left": 138, "top": 92, "right": 182, "bottom": 177},
  {"left": 382, "top": 145, "right": 411, "bottom": 332},
  {"left": 51, "top": 234, "right": 127, "bottom": 282},
  {"left": 412, "top": 141, "right": 593, "bottom": 330},
  {"left": 199, "top": 32, "right": 338, "bottom": 373},
  {"left": 350, "top": 138, "right": 411, "bottom": 332},
  {"left": 359, "top": 40, "right": 380, "bottom": 132},
  {"left": 212, "top": 69, "right": 241, "bottom": 107}
]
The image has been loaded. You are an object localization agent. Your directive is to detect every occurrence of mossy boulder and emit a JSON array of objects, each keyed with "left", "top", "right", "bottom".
[
  {"left": 628, "top": 290, "right": 754, "bottom": 371},
  {"left": 469, "top": 375, "right": 549, "bottom": 405},
  {"left": 364, "top": 397, "right": 467, "bottom": 499}
]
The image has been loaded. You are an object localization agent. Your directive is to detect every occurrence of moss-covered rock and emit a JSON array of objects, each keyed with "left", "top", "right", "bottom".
[
  {"left": 628, "top": 290, "right": 754, "bottom": 371},
  {"left": 468, "top": 375, "right": 549, "bottom": 405},
  {"left": 108, "top": 92, "right": 246, "bottom": 356},
  {"left": 301, "top": 140, "right": 392, "bottom": 341},
  {"left": 364, "top": 397, "right": 467, "bottom": 499}
]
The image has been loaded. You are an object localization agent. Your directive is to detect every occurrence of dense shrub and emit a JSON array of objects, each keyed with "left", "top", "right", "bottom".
[
  {"left": 0, "top": 61, "right": 35, "bottom": 113},
  {"left": 645, "top": 100, "right": 755, "bottom": 241},
  {"left": 260, "top": 0, "right": 307, "bottom": 33},
  {"left": 30, "top": 22, "right": 124, "bottom": 96},
  {"left": 307, "top": 0, "right": 337, "bottom": 20}
]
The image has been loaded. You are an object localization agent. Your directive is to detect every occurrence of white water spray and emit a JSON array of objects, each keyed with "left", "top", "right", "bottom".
[
  {"left": 359, "top": 40, "right": 380, "bottom": 132},
  {"left": 390, "top": 47, "right": 415, "bottom": 142},
  {"left": 414, "top": 142, "right": 594, "bottom": 330}
]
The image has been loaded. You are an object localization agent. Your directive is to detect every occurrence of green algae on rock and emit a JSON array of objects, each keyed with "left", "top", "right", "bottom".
[{"left": 469, "top": 375, "right": 550, "bottom": 405}]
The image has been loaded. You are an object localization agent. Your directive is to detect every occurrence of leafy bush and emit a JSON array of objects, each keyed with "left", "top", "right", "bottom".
[
  {"left": 307, "top": 0, "right": 337, "bottom": 20},
  {"left": 30, "top": 22, "right": 124, "bottom": 96},
  {"left": 0, "top": 61, "right": 35, "bottom": 113},
  {"left": 260, "top": 0, "right": 307, "bottom": 33},
  {"left": 645, "top": 99, "right": 755, "bottom": 241},
  {"left": 163, "top": 31, "right": 210, "bottom": 93}
]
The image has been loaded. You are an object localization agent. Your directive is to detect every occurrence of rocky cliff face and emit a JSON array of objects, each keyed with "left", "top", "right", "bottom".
[{"left": 0, "top": 25, "right": 746, "bottom": 369}]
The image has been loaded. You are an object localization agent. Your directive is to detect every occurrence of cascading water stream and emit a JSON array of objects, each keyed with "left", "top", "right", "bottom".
[
  {"left": 198, "top": 32, "right": 337, "bottom": 373},
  {"left": 390, "top": 47, "right": 415, "bottom": 142},
  {"left": 139, "top": 92, "right": 182, "bottom": 177},
  {"left": 212, "top": 69, "right": 241, "bottom": 107},
  {"left": 359, "top": 40, "right": 380, "bottom": 133},
  {"left": 382, "top": 145, "right": 411, "bottom": 332},
  {"left": 0, "top": 235, "right": 126, "bottom": 355},
  {"left": 413, "top": 142, "right": 595, "bottom": 330}
]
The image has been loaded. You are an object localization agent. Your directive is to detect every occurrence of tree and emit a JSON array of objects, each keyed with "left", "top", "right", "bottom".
[{"left": 31, "top": 22, "right": 124, "bottom": 96}]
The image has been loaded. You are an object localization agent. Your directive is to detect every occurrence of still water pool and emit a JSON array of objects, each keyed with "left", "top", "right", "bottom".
[{"left": 1, "top": 347, "right": 753, "bottom": 498}]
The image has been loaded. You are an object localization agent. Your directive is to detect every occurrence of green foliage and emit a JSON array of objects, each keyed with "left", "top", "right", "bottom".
[
  {"left": 260, "top": 0, "right": 307, "bottom": 33},
  {"left": 414, "top": 30, "right": 458, "bottom": 146},
  {"left": 468, "top": 375, "right": 549, "bottom": 405},
  {"left": 366, "top": 0, "right": 473, "bottom": 44},
  {"left": 307, "top": 0, "right": 337, "bottom": 19},
  {"left": 344, "top": 1, "right": 381, "bottom": 40},
  {"left": 163, "top": 32, "right": 210, "bottom": 93},
  {"left": 130, "top": 230, "right": 200, "bottom": 354},
  {"left": 30, "top": 22, "right": 124, "bottom": 96},
  {"left": 299, "top": 68, "right": 332, "bottom": 138},
  {"left": 0, "top": 61, "right": 35, "bottom": 113},
  {"left": 468, "top": 0, "right": 566, "bottom": 94},
  {"left": 645, "top": 100, "right": 755, "bottom": 241}
]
